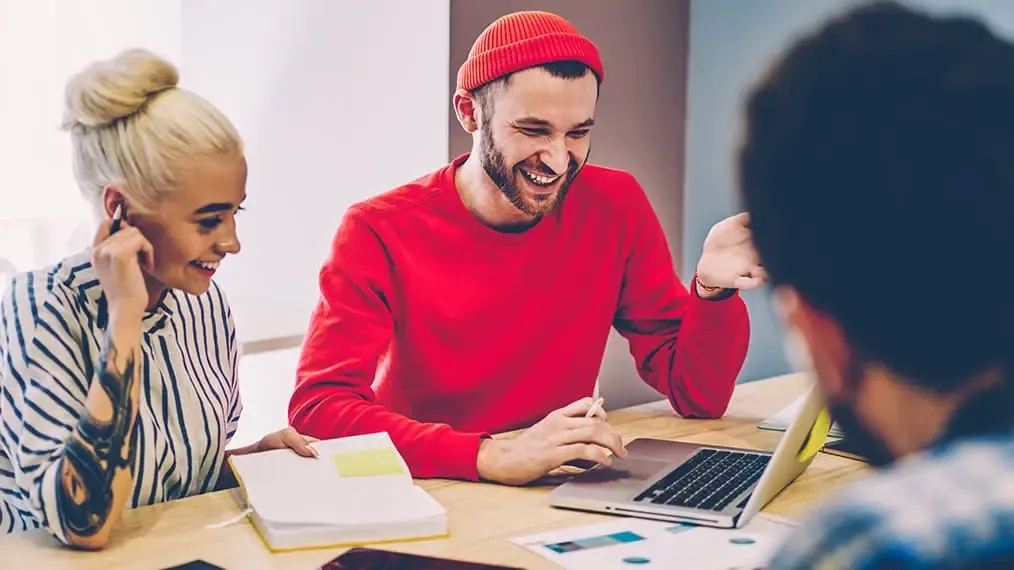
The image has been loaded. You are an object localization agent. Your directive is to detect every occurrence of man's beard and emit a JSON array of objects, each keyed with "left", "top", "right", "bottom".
[
  {"left": 826, "top": 361, "right": 898, "bottom": 468},
  {"left": 479, "top": 121, "right": 583, "bottom": 217},
  {"left": 783, "top": 328, "right": 896, "bottom": 468}
]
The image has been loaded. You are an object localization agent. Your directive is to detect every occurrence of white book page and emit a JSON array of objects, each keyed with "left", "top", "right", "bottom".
[
  {"left": 230, "top": 432, "right": 434, "bottom": 525},
  {"left": 760, "top": 394, "right": 843, "bottom": 437}
]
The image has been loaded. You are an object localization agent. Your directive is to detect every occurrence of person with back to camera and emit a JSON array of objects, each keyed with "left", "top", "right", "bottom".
[
  {"left": 738, "top": 2, "right": 1014, "bottom": 568},
  {"left": 0, "top": 49, "right": 316, "bottom": 549}
]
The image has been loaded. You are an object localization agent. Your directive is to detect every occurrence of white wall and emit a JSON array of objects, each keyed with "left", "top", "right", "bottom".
[
  {"left": 179, "top": 0, "right": 451, "bottom": 332},
  {"left": 0, "top": 0, "right": 183, "bottom": 221},
  {"left": 231, "top": 347, "right": 303, "bottom": 447}
]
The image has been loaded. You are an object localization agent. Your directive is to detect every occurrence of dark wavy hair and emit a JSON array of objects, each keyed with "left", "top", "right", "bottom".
[{"left": 739, "top": 1, "right": 1014, "bottom": 391}]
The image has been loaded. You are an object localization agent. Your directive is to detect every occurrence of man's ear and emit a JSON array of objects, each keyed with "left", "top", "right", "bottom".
[
  {"left": 774, "top": 286, "right": 852, "bottom": 396},
  {"left": 772, "top": 286, "right": 806, "bottom": 331},
  {"left": 453, "top": 88, "right": 480, "bottom": 134},
  {"left": 100, "top": 186, "right": 127, "bottom": 220}
]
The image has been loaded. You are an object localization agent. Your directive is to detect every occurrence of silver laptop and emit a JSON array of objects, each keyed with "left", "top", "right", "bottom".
[{"left": 549, "top": 382, "right": 828, "bottom": 529}]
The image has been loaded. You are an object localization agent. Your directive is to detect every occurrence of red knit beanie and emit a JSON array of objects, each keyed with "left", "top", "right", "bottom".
[{"left": 456, "top": 11, "right": 604, "bottom": 92}]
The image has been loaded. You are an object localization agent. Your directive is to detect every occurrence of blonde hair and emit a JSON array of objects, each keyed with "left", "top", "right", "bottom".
[{"left": 61, "top": 48, "right": 243, "bottom": 217}]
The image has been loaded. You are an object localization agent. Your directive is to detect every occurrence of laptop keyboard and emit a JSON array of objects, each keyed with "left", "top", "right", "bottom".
[{"left": 633, "top": 448, "right": 771, "bottom": 512}]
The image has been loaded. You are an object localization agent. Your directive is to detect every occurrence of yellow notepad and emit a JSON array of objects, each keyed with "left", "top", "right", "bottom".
[
  {"left": 228, "top": 432, "right": 448, "bottom": 552},
  {"left": 331, "top": 447, "right": 406, "bottom": 477}
]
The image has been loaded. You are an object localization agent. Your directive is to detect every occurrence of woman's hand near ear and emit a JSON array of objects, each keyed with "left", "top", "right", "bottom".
[{"left": 91, "top": 216, "right": 155, "bottom": 321}]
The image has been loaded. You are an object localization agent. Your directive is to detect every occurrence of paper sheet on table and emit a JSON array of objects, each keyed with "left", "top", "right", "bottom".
[
  {"left": 510, "top": 513, "right": 797, "bottom": 570},
  {"left": 759, "top": 393, "right": 844, "bottom": 439}
]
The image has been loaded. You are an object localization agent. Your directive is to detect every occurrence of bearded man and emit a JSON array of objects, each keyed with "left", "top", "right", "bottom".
[{"left": 289, "top": 11, "right": 762, "bottom": 485}]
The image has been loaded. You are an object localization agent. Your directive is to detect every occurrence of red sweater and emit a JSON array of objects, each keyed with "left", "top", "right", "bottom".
[{"left": 290, "top": 155, "right": 750, "bottom": 481}]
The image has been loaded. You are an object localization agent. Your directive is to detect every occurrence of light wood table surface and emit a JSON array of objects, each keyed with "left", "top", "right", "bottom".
[{"left": 2, "top": 373, "right": 868, "bottom": 570}]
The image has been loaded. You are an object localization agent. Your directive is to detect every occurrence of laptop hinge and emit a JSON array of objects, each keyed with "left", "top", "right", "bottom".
[{"left": 610, "top": 506, "right": 721, "bottom": 525}]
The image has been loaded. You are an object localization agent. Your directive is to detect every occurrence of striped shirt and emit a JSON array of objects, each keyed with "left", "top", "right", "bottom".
[{"left": 0, "top": 249, "right": 241, "bottom": 542}]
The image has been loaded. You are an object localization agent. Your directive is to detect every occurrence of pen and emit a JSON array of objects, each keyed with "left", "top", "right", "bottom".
[
  {"left": 94, "top": 203, "right": 124, "bottom": 331},
  {"left": 585, "top": 397, "right": 619, "bottom": 458},
  {"left": 110, "top": 203, "right": 123, "bottom": 234}
]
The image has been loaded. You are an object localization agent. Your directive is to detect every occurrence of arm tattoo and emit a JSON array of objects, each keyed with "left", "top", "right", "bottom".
[{"left": 54, "top": 332, "right": 139, "bottom": 538}]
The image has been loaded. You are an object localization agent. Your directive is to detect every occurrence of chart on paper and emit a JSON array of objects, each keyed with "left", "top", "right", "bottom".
[{"left": 510, "top": 513, "right": 796, "bottom": 569}]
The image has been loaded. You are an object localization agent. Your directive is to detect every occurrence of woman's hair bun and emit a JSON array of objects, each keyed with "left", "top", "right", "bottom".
[{"left": 62, "top": 48, "right": 179, "bottom": 129}]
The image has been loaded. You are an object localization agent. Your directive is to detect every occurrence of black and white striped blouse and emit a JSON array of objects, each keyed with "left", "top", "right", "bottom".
[{"left": 0, "top": 249, "right": 241, "bottom": 541}]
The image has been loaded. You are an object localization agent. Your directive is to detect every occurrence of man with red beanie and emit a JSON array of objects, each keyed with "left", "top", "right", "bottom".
[{"left": 289, "top": 11, "right": 762, "bottom": 485}]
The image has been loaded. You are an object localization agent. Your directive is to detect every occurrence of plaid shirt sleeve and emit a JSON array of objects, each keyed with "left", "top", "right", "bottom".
[
  {"left": 767, "top": 436, "right": 1014, "bottom": 570},
  {"left": 766, "top": 499, "right": 896, "bottom": 570}
]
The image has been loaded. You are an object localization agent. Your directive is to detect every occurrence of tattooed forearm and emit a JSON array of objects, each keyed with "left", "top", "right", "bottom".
[{"left": 54, "top": 331, "right": 140, "bottom": 544}]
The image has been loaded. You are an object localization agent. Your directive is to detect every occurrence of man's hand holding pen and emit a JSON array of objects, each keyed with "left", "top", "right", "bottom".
[{"left": 476, "top": 396, "right": 628, "bottom": 486}]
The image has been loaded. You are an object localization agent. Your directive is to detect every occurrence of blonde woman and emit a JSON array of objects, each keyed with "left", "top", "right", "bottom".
[{"left": 0, "top": 49, "right": 315, "bottom": 549}]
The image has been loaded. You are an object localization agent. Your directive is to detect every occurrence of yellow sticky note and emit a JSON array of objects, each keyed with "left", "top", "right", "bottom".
[
  {"left": 331, "top": 447, "right": 406, "bottom": 477},
  {"left": 797, "top": 408, "right": 832, "bottom": 462}
]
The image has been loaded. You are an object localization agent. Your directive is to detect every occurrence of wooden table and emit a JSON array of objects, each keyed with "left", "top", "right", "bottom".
[{"left": 1, "top": 373, "right": 868, "bottom": 569}]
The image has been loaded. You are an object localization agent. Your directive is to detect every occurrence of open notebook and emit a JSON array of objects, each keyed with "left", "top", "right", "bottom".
[{"left": 228, "top": 432, "right": 448, "bottom": 552}]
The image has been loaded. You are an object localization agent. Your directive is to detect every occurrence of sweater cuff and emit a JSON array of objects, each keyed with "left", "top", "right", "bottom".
[
  {"left": 690, "top": 277, "right": 747, "bottom": 329},
  {"left": 436, "top": 429, "right": 488, "bottom": 481}
]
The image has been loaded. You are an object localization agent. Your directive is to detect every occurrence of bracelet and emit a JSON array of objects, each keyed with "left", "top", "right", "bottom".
[
  {"left": 695, "top": 273, "right": 735, "bottom": 301},
  {"left": 695, "top": 273, "right": 723, "bottom": 292}
]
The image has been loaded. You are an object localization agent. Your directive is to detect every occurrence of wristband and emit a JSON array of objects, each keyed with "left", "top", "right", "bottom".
[{"left": 695, "top": 273, "right": 735, "bottom": 301}]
